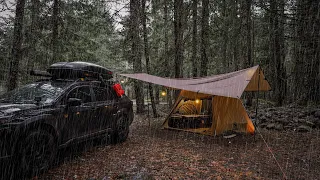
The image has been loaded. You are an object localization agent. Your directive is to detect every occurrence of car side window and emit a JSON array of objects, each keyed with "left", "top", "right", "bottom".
[
  {"left": 93, "top": 87, "right": 116, "bottom": 101},
  {"left": 67, "top": 86, "right": 92, "bottom": 104}
]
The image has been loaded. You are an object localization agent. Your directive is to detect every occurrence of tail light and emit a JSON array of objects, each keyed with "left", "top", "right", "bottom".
[{"left": 112, "top": 83, "right": 125, "bottom": 97}]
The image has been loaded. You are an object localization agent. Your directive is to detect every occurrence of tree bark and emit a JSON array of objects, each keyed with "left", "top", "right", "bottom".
[
  {"left": 174, "top": 0, "right": 184, "bottom": 98},
  {"left": 26, "top": 0, "right": 40, "bottom": 72},
  {"left": 245, "top": 0, "right": 253, "bottom": 106},
  {"left": 270, "top": 0, "right": 286, "bottom": 106},
  {"left": 7, "top": 0, "right": 26, "bottom": 91},
  {"left": 142, "top": 0, "right": 158, "bottom": 117},
  {"left": 154, "top": 85, "right": 160, "bottom": 104},
  {"left": 52, "top": 0, "right": 60, "bottom": 64},
  {"left": 200, "top": 0, "right": 209, "bottom": 76},
  {"left": 174, "top": 0, "right": 184, "bottom": 79},
  {"left": 222, "top": 0, "right": 228, "bottom": 72},
  {"left": 246, "top": 0, "right": 252, "bottom": 68},
  {"left": 130, "top": 0, "right": 144, "bottom": 113},
  {"left": 232, "top": 0, "right": 239, "bottom": 71},
  {"left": 164, "top": 0, "right": 172, "bottom": 107},
  {"left": 293, "top": 0, "right": 320, "bottom": 103},
  {"left": 303, "top": 1, "right": 320, "bottom": 102},
  {"left": 191, "top": 0, "right": 198, "bottom": 77}
]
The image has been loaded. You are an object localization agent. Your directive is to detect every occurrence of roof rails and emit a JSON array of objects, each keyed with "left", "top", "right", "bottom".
[{"left": 30, "top": 70, "right": 52, "bottom": 77}]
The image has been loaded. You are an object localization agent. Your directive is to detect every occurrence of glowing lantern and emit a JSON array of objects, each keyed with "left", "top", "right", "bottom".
[{"left": 161, "top": 91, "right": 167, "bottom": 96}]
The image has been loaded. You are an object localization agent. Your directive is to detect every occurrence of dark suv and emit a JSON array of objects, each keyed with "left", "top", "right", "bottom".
[{"left": 0, "top": 62, "right": 133, "bottom": 177}]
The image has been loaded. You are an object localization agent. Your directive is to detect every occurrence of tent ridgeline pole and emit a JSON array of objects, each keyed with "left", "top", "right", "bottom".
[{"left": 255, "top": 67, "right": 261, "bottom": 132}]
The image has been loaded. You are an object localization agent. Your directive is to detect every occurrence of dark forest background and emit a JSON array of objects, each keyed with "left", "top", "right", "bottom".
[{"left": 0, "top": 0, "right": 319, "bottom": 112}]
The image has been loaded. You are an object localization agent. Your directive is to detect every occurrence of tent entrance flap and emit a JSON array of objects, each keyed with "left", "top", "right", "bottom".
[{"left": 162, "top": 90, "right": 255, "bottom": 135}]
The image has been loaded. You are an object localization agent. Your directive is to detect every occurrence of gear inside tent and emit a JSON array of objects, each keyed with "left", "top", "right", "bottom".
[{"left": 120, "top": 65, "right": 271, "bottom": 135}]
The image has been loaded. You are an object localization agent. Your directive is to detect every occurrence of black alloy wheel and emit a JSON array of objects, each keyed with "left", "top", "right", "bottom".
[
  {"left": 18, "top": 130, "right": 57, "bottom": 177},
  {"left": 113, "top": 115, "right": 129, "bottom": 144}
]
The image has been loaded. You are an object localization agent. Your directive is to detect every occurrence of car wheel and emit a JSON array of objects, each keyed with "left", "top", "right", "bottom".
[
  {"left": 112, "top": 115, "right": 129, "bottom": 144},
  {"left": 17, "top": 130, "right": 57, "bottom": 177}
]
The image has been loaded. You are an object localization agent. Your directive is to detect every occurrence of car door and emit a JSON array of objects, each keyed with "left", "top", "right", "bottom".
[
  {"left": 60, "top": 85, "right": 95, "bottom": 142},
  {"left": 92, "top": 86, "right": 119, "bottom": 132}
]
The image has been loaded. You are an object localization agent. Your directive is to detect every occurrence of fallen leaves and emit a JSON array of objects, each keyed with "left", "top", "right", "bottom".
[{"left": 38, "top": 105, "right": 320, "bottom": 180}]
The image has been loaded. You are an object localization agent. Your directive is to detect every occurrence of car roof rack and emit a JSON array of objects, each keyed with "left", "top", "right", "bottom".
[
  {"left": 47, "top": 61, "right": 113, "bottom": 80},
  {"left": 30, "top": 61, "right": 114, "bottom": 86},
  {"left": 30, "top": 70, "right": 52, "bottom": 77}
]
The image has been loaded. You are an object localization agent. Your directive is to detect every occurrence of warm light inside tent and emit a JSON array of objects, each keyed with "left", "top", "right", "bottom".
[
  {"left": 161, "top": 91, "right": 167, "bottom": 96},
  {"left": 195, "top": 99, "right": 200, "bottom": 104}
]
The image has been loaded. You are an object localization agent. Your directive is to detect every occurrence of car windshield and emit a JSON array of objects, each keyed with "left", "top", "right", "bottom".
[{"left": 0, "top": 81, "right": 70, "bottom": 105}]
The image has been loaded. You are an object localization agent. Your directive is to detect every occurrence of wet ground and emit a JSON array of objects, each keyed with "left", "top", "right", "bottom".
[{"left": 37, "top": 110, "right": 320, "bottom": 180}]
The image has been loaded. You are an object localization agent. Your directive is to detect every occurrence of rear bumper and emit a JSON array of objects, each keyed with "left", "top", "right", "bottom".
[
  {"left": 128, "top": 107, "right": 134, "bottom": 125},
  {"left": 0, "top": 155, "right": 12, "bottom": 169},
  {"left": 0, "top": 155, "right": 13, "bottom": 176},
  {"left": 0, "top": 127, "right": 15, "bottom": 163}
]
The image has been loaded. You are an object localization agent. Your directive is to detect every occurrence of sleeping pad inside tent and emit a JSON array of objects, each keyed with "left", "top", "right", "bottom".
[{"left": 120, "top": 65, "right": 271, "bottom": 135}]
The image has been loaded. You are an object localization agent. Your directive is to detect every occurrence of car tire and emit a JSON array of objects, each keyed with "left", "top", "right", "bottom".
[
  {"left": 111, "top": 115, "right": 130, "bottom": 144},
  {"left": 17, "top": 130, "right": 57, "bottom": 177}
]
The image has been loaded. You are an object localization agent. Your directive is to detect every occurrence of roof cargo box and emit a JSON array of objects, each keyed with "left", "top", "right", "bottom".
[{"left": 47, "top": 61, "right": 113, "bottom": 80}]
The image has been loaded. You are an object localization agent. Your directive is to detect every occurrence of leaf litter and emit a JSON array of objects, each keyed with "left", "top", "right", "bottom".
[{"left": 38, "top": 105, "right": 320, "bottom": 180}]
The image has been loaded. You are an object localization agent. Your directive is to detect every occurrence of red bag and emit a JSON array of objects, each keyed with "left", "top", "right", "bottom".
[{"left": 113, "top": 83, "right": 125, "bottom": 97}]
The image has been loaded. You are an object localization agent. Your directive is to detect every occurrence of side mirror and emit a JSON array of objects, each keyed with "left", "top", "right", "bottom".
[{"left": 67, "top": 98, "right": 82, "bottom": 107}]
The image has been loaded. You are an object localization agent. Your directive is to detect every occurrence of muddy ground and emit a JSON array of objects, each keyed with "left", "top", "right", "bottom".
[{"left": 38, "top": 105, "right": 320, "bottom": 180}]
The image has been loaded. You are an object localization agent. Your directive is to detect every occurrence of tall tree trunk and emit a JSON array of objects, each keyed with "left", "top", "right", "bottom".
[
  {"left": 270, "top": 0, "right": 286, "bottom": 106},
  {"left": 155, "top": 86, "right": 160, "bottom": 104},
  {"left": 7, "top": 0, "right": 26, "bottom": 91},
  {"left": 232, "top": 0, "right": 239, "bottom": 71},
  {"left": 293, "top": 0, "right": 320, "bottom": 103},
  {"left": 164, "top": 0, "right": 172, "bottom": 107},
  {"left": 304, "top": 1, "right": 320, "bottom": 102},
  {"left": 200, "top": 0, "right": 209, "bottom": 76},
  {"left": 246, "top": 0, "right": 252, "bottom": 68},
  {"left": 26, "top": 0, "right": 40, "bottom": 72},
  {"left": 174, "top": 0, "right": 184, "bottom": 98},
  {"left": 278, "top": 0, "right": 287, "bottom": 105},
  {"left": 142, "top": 0, "right": 158, "bottom": 117},
  {"left": 52, "top": 0, "right": 60, "bottom": 64},
  {"left": 174, "top": 0, "right": 184, "bottom": 78},
  {"left": 222, "top": 0, "right": 228, "bottom": 72},
  {"left": 130, "top": 0, "right": 144, "bottom": 113},
  {"left": 245, "top": 0, "right": 253, "bottom": 106},
  {"left": 191, "top": 0, "right": 198, "bottom": 77}
]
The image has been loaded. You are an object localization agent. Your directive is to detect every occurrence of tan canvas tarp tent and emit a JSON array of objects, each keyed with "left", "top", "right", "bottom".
[{"left": 120, "top": 65, "right": 271, "bottom": 135}]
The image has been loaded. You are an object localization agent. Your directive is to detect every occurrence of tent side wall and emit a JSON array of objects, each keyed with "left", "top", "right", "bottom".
[
  {"left": 245, "top": 67, "right": 271, "bottom": 91},
  {"left": 212, "top": 96, "right": 255, "bottom": 135}
]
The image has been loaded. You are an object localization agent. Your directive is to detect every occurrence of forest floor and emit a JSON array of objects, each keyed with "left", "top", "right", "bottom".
[{"left": 38, "top": 104, "right": 320, "bottom": 180}]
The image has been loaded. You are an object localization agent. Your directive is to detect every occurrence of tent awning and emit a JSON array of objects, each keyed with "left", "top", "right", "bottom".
[{"left": 120, "top": 65, "right": 271, "bottom": 99}]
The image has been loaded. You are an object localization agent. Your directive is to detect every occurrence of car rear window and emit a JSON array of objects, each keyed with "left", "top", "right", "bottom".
[
  {"left": 93, "top": 87, "right": 117, "bottom": 101},
  {"left": 67, "top": 86, "right": 92, "bottom": 103}
]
